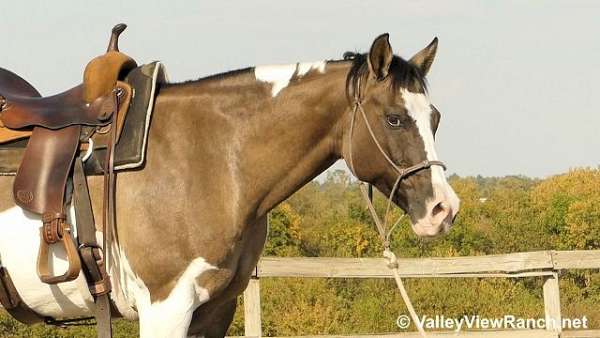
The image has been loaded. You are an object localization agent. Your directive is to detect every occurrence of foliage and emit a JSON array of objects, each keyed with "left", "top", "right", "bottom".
[{"left": 264, "top": 203, "right": 302, "bottom": 256}]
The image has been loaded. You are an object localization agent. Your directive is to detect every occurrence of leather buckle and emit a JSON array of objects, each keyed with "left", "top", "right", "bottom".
[
  {"left": 91, "top": 247, "right": 112, "bottom": 296},
  {"left": 41, "top": 213, "right": 67, "bottom": 244},
  {"left": 79, "top": 243, "right": 112, "bottom": 296},
  {"left": 89, "top": 280, "right": 111, "bottom": 296}
]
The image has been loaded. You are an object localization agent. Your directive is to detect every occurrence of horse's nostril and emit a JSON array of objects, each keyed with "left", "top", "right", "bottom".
[
  {"left": 429, "top": 201, "right": 452, "bottom": 227},
  {"left": 432, "top": 201, "right": 448, "bottom": 217}
]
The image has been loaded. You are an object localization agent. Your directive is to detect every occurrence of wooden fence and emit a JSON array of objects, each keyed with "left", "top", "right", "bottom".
[{"left": 240, "top": 250, "right": 600, "bottom": 338}]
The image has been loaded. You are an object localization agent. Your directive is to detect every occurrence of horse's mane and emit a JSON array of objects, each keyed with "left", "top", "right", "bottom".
[
  {"left": 163, "top": 67, "right": 254, "bottom": 87},
  {"left": 343, "top": 51, "right": 428, "bottom": 102},
  {"left": 163, "top": 52, "right": 428, "bottom": 95}
]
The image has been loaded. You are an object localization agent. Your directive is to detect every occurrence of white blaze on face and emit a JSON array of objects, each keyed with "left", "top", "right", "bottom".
[
  {"left": 401, "top": 89, "right": 460, "bottom": 229},
  {"left": 254, "top": 60, "right": 326, "bottom": 97}
]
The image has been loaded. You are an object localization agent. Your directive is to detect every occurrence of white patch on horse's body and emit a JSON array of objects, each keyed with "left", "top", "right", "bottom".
[
  {"left": 0, "top": 206, "right": 215, "bottom": 337},
  {"left": 254, "top": 60, "right": 326, "bottom": 97},
  {"left": 297, "top": 60, "right": 326, "bottom": 76},
  {"left": 401, "top": 89, "right": 460, "bottom": 212},
  {"left": 115, "top": 247, "right": 216, "bottom": 338},
  {"left": 0, "top": 206, "right": 95, "bottom": 319}
]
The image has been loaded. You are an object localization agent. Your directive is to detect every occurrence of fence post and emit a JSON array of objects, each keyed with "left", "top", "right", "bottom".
[
  {"left": 244, "top": 276, "right": 262, "bottom": 337},
  {"left": 543, "top": 272, "right": 562, "bottom": 333}
]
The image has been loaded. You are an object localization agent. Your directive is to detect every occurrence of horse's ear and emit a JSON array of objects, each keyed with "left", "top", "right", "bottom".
[
  {"left": 409, "top": 37, "right": 438, "bottom": 76},
  {"left": 368, "top": 33, "right": 393, "bottom": 81}
]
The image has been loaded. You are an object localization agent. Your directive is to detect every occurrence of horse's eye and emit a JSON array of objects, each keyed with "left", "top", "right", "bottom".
[{"left": 386, "top": 114, "right": 403, "bottom": 128}]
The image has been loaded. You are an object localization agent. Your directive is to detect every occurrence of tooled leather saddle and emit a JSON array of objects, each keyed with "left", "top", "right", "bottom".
[{"left": 0, "top": 24, "right": 162, "bottom": 338}]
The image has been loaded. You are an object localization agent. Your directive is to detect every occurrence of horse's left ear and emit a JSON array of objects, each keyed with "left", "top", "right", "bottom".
[
  {"left": 368, "top": 33, "right": 393, "bottom": 81},
  {"left": 409, "top": 37, "right": 438, "bottom": 76}
]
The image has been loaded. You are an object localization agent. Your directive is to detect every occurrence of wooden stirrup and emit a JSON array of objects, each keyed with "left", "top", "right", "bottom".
[{"left": 36, "top": 221, "right": 81, "bottom": 284}]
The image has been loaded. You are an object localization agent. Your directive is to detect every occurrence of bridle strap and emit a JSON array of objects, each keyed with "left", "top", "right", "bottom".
[
  {"left": 346, "top": 78, "right": 447, "bottom": 338},
  {"left": 397, "top": 159, "right": 446, "bottom": 180},
  {"left": 348, "top": 89, "right": 448, "bottom": 238},
  {"left": 347, "top": 90, "right": 447, "bottom": 180}
]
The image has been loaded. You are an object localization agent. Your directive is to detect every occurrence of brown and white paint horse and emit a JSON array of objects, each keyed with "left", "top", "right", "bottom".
[{"left": 0, "top": 34, "right": 459, "bottom": 337}]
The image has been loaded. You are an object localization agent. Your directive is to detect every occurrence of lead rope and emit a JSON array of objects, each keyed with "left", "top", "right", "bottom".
[
  {"left": 358, "top": 183, "right": 426, "bottom": 338},
  {"left": 347, "top": 77, "right": 426, "bottom": 337}
]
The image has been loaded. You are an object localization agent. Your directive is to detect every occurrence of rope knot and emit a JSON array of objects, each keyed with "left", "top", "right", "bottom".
[
  {"left": 383, "top": 248, "right": 399, "bottom": 269},
  {"left": 383, "top": 239, "right": 390, "bottom": 249}
]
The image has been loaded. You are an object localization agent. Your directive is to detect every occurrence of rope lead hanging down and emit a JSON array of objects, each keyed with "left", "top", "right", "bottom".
[
  {"left": 358, "top": 183, "right": 426, "bottom": 337},
  {"left": 383, "top": 249, "right": 427, "bottom": 338}
]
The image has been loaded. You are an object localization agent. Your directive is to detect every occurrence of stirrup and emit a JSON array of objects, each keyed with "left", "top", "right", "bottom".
[{"left": 36, "top": 217, "right": 81, "bottom": 284}]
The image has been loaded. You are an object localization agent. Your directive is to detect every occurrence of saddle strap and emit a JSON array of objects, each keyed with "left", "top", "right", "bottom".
[
  {"left": 95, "top": 295, "right": 113, "bottom": 338},
  {"left": 73, "top": 157, "right": 112, "bottom": 338},
  {"left": 92, "top": 84, "right": 121, "bottom": 338}
]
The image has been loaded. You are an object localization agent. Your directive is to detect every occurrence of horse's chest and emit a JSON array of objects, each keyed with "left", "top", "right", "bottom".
[{"left": 216, "top": 216, "right": 268, "bottom": 297}]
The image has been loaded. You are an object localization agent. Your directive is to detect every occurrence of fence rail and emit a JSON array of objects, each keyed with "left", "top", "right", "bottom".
[{"left": 242, "top": 250, "right": 600, "bottom": 338}]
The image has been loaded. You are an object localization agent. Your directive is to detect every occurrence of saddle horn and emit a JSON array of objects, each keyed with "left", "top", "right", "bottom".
[{"left": 106, "top": 23, "right": 127, "bottom": 52}]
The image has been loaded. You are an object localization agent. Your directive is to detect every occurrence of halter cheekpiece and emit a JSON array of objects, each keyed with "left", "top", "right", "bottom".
[{"left": 346, "top": 77, "right": 447, "bottom": 183}]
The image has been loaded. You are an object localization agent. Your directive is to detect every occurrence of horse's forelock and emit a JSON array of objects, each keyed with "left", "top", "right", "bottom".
[{"left": 344, "top": 53, "right": 428, "bottom": 102}]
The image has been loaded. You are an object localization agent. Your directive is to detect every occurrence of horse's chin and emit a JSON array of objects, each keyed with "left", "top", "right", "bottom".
[
  {"left": 390, "top": 193, "right": 409, "bottom": 214},
  {"left": 410, "top": 219, "right": 452, "bottom": 240}
]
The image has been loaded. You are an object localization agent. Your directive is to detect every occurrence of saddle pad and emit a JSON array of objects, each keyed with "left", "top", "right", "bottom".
[
  {"left": 118, "top": 61, "right": 167, "bottom": 170},
  {"left": 0, "top": 139, "right": 27, "bottom": 175},
  {"left": 84, "top": 61, "right": 167, "bottom": 173},
  {"left": 0, "top": 62, "right": 167, "bottom": 175}
]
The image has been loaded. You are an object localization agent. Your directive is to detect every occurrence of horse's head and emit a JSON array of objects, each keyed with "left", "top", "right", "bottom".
[{"left": 343, "top": 33, "right": 459, "bottom": 238}]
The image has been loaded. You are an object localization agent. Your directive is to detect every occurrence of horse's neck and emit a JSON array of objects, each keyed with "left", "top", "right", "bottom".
[
  {"left": 155, "top": 62, "right": 351, "bottom": 222},
  {"left": 243, "top": 63, "right": 351, "bottom": 217}
]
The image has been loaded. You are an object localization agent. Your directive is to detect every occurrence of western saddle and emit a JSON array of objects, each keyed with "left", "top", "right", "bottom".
[{"left": 0, "top": 24, "right": 138, "bottom": 337}]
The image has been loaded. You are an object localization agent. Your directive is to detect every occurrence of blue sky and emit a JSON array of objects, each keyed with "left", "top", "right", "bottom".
[{"left": 4, "top": 1, "right": 599, "bottom": 178}]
